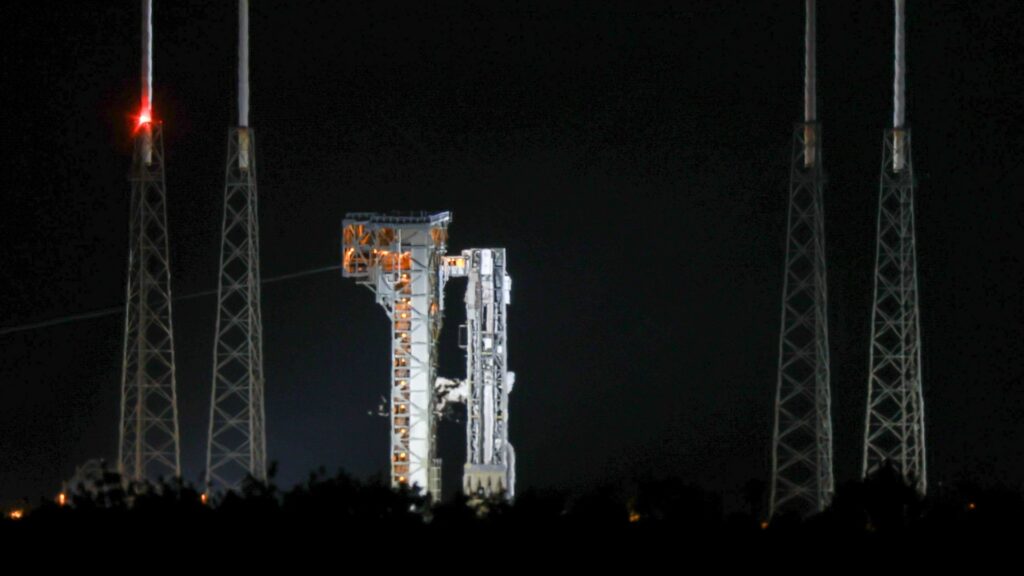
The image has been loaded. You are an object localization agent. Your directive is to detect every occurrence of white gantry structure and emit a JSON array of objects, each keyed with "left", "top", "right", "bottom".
[
  {"left": 343, "top": 212, "right": 516, "bottom": 501},
  {"left": 863, "top": 0, "right": 926, "bottom": 496},
  {"left": 344, "top": 213, "right": 453, "bottom": 499}
]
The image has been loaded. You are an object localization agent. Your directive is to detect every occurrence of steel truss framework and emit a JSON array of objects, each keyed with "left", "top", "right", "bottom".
[
  {"left": 206, "top": 127, "right": 267, "bottom": 492},
  {"left": 344, "top": 213, "right": 451, "bottom": 500},
  {"left": 344, "top": 214, "right": 518, "bottom": 501},
  {"left": 770, "top": 122, "right": 834, "bottom": 518},
  {"left": 863, "top": 128, "right": 926, "bottom": 495},
  {"left": 118, "top": 123, "right": 182, "bottom": 482}
]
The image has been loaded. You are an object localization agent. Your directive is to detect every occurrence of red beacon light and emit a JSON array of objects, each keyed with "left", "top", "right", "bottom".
[
  {"left": 134, "top": 106, "right": 156, "bottom": 165},
  {"left": 135, "top": 108, "right": 153, "bottom": 131}
]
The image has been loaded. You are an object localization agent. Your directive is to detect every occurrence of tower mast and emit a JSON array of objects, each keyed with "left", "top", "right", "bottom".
[
  {"left": 769, "top": 0, "right": 834, "bottom": 518},
  {"left": 206, "top": 0, "right": 268, "bottom": 492},
  {"left": 118, "top": 0, "right": 182, "bottom": 483},
  {"left": 862, "top": 0, "right": 926, "bottom": 495}
]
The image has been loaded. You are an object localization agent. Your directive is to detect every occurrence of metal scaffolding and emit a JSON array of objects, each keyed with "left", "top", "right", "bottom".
[
  {"left": 863, "top": 128, "right": 926, "bottom": 494},
  {"left": 118, "top": 121, "right": 182, "bottom": 482},
  {"left": 343, "top": 214, "right": 518, "bottom": 501},
  {"left": 205, "top": 127, "right": 266, "bottom": 492},
  {"left": 769, "top": 122, "right": 834, "bottom": 518}
]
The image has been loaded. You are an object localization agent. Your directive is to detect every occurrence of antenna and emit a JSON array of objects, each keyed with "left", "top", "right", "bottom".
[
  {"left": 118, "top": 0, "right": 182, "bottom": 483},
  {"left": 206, "top": 0, "right": 268, "bottom": 494},
  {"left": 769, "top": 0, "right": 834, "bottom": 519},
  {"left": 863, "top": 0, "right": 927, "bottom": 496}
]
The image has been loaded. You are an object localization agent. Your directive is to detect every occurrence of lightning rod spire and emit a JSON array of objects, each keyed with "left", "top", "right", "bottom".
[
  {"left": 893, "top": 0, "right": 906, "bottom": 129},
  {"left": 805, "top": 0, "right": 816, "bottom": 124},
  {"left": 238, "top": 0, "right": 249, "bottom": 127},
  {"left": 141, "top": 0, "right": 152, "bottom": 118},
  {"left": 863, "top": 0, "right": 926, "bottom": 496}
]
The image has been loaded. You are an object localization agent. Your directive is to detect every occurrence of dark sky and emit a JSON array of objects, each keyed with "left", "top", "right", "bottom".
[{"left": 1, "top": 0, "right": 1022, "bottom": 506}]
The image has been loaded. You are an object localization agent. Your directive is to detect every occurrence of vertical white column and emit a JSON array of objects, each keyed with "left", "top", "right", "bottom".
[
  {"left": 893, "top": 0, "right": 907, "bottom": 171},
  {"left": 239, "top": 0, "right": 250, "bottom": 128},
  {"left": 803, "top": 0, "right": 818, "bottom": 167},
  {"left": 804, "top": 0, "right": 816, "bottom": 124},
  {"left": 893, "top": 0, "right": 906, "bottom": 129},
  {"left": 141, "top": 0, "right": 152, "bottom": 116}
]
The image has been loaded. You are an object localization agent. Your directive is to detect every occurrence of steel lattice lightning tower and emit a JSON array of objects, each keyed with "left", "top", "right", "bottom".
[
  {"left": 206, "top": 0, "right": 267, "bottom": 492},
  {"left": 862, "top": 0, "right": 926, "bottom": 495},
  {"left": 769, "top": 0, "right": 834, "bottom": 518},
  {"left": 118, "top": 0, "right": 182, "bottom": 482}
]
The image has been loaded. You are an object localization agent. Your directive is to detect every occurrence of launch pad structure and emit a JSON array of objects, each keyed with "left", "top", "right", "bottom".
[{"left": 343, "top": 212, "right": 515, "bottom": 501}]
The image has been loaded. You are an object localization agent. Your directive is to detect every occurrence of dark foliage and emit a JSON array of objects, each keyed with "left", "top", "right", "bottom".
[{"left": 4, "top": 462, "right": 1024, "bottom": 552}]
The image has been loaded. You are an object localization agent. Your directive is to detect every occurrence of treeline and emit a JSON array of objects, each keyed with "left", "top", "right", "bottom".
[{"left": 2, "top": 464, "right": 1023, "bottom": 546}]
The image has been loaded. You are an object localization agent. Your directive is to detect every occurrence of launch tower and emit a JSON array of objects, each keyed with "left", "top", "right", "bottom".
[{"left": 343, "top": 212, "right": 452, "bottom": 499}]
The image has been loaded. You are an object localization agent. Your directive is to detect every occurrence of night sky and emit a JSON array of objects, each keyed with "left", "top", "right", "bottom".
[{"left": 1, "top": 0, "right": 1022, "bottom": 506}]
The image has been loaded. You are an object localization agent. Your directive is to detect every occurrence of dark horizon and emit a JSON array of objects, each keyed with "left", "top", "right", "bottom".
[{"left": 1, "top": 0, "right": 1022, "bottom": 507}]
